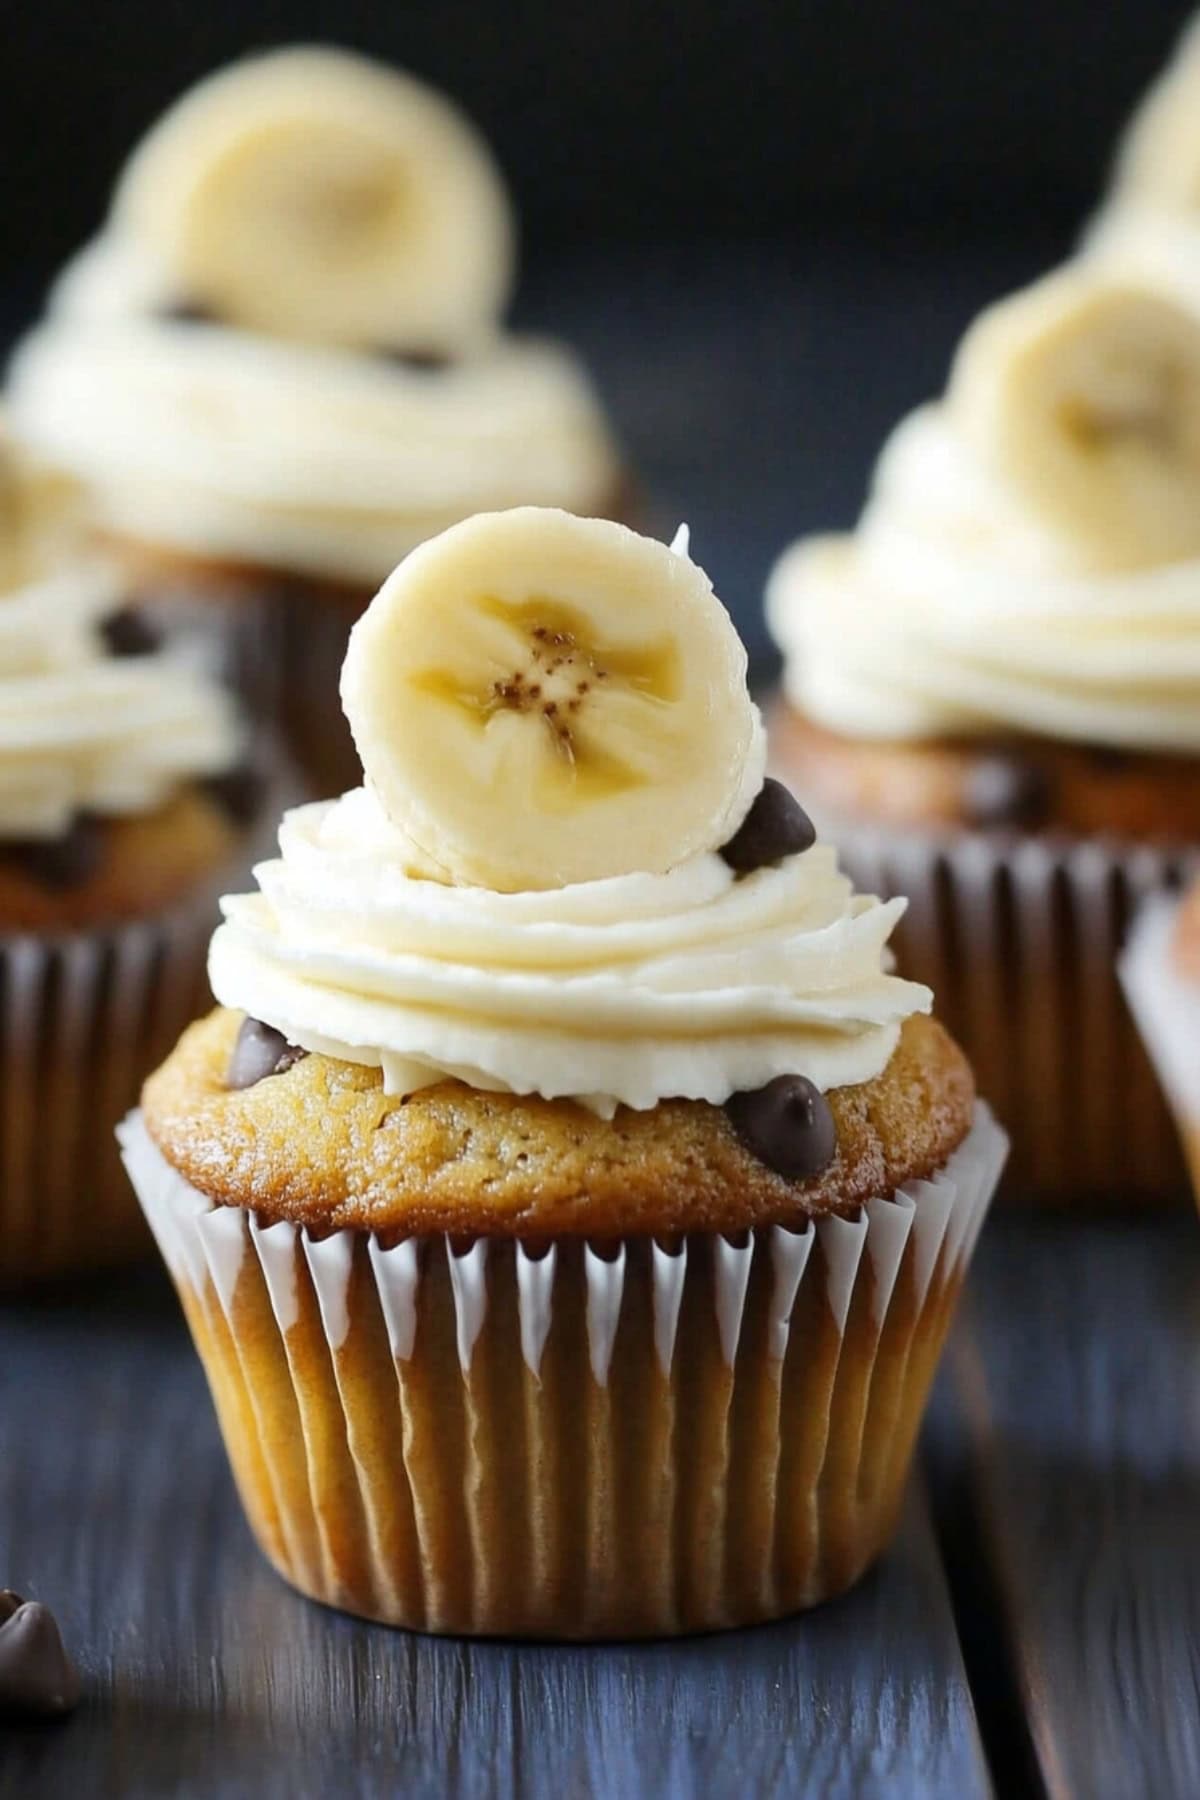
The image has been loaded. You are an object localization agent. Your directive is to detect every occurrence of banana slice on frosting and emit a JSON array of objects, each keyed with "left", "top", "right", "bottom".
[
  {"left": 341, "top": 508, "right": 766, "bottom": 892},
  {"left": 948, "top": 266, "right": 1200, "bottom": 569},
  {"left": 111, "top": 46, "right": 515, "bottom": 350}
]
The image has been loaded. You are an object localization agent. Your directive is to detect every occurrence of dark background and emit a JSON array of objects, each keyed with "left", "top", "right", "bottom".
[
  {"left": 0, "top": 0, "right": 1194, "bottom": 665},
  {"left": 1, "top": 0, "right": 1192, "bottom": 277}
]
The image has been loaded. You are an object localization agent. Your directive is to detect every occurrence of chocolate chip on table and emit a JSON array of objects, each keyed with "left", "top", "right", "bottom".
[
  {"left": 227, "top": 1017, "right": 309, "bottom": 1090},
  {"left": 99, "top": 605, "right": 162, "bottom": 658},
  {"left": 964, "top": 755, "right": 1052, "bottom": 831},
  {"left": 377, "top": 346, "right": 452, "bottom": 372},
  {"left": 726, "top": 1075, "right": 837, "bottom": 1180},
  {"left": 201, "top": 763, "right": 266, "bottom": 828},
  {"left": 0, "top": 1591, "right": 81, "bottom": 1719},
  {"left": 7, "top": 815, "right": 104, "bottom": 891},
  {"left": 719, "top": 778, "right": 817, "bottom": 874}
]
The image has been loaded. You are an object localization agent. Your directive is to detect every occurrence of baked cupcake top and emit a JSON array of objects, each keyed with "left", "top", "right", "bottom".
[
  {"left": 0, "top": 433, "right": 241, "bottom": 844},
  {"left": 204, "top": 508, "right": 931, "bottom": 1116},
  {"left": 140, "top": 508, "right": 970, "bottom": 1230},
  {"left": 6, "top": 48, "right": 621, "bottom": 588},
  {"left": 767, "top": 264, "right": 1200, "bottom": 756}
]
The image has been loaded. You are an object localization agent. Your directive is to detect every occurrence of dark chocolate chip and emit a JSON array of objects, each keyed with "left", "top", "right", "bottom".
[
  {"left": 963, "top": 755, "right": 1052, "bottom": 831},
  {"left": 227, "top": 1016, "right": 309, "bottom": 1090},
  {"left": 159, "top": 298, "right": 218, "bottom": 325},
  {"left": 726, "top": 1075, "right": 837, "bottom": 1180},
  {"left": 201, "top": 762, "right": 265, "bottom": 828},
  {"left": 7, "top": 815, "right": 104, "bottom": 890},
  {"left": 719, "top": 778, "right": 816, "bottom": 874},
  {"left": 0, "top": 1595, "right": 80, "bottom": 1719},
  {"left": 99, "top": 605, "right": 162, "bottom": 658},
  {"left": 378, "top": 346, "right": 452, "bottom": 372}
]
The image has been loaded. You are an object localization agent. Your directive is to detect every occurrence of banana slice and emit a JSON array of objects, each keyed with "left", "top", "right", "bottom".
[
  {"left": 341, "top": 508, "right": 765, "bottom": 891},
  {"left": 111, "top": 46, "right": 515, "bottom": 350},
  {"left": 948, "top": 266, "right": 1200, "bottom": 569},
  {"left": 1108, "top": 17, "right": 1200, "bottom": 211}
]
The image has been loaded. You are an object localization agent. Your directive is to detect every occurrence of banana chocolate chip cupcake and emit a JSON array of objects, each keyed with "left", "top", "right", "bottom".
[
  {"left": 767, "top": 262, "right": 1200, "bottom": 1207},
  {"left": 1121, "top": 877, "right": 1200, "bottom": 1208},
  {"left": 7, "top": 47, "right": 624, "bottom": 796},
  {"left": 121, "top": 507, "right": 1004, "bottom": 1638},
  {"left": 0, "top": 435, "right": 272, "bottom": 1287}
]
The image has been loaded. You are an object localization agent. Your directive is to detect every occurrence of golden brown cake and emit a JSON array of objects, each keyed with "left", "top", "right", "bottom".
[
  {"left": 768, "top": 265, "right": 1200, "bottom": 1207},
  {"left": 121, "top": 507, "right": 1005, "bottom": 1637}
]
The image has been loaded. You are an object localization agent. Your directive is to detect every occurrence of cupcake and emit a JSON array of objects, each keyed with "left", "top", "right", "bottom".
[
  {"left": 1121, "top": 878, "right": 1200, "bottom": 1205},
  {"left": 6, "top": 47, "right": 624, "bottom": 796},
  {"left": 0, "top": 433, "right": 273, "bottom": 1286},
  {"left": 120, "top": 506, "right": 1005, "bottom": 1638},
  {"left": 767, "top": 262, "right": 1200, "bottom": 1206}
]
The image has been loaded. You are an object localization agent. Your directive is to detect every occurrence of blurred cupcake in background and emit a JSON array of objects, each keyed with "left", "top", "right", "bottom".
[
  {"left": 767, "top": 263, "right": 1200, "bottom": 1206},
  {"left": 0, "top": 428, "right": 277, "bottom": 1287},
  {"left": 1122, "top": 878, "right": 1200, "bottom": 1210},
  {"left": 6, "top": 46, "right": 625, "bottom": 795},
  {"left": 120, "top": 506, "right": 1004, "bottom": 1637}
]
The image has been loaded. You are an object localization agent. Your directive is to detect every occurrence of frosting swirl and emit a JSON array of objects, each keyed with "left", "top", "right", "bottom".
[
  {"left": 208, "top": 786, "right": 929, "bottom": 1115},
  {"left": 7, "top": 239, "right": 622, "bottom": 588},
  {"left": 0, "top": 554, "right": 243, "bottom": 837},
  {"left": 768, "top": 404, "right": 1200, "bottom": 752}
]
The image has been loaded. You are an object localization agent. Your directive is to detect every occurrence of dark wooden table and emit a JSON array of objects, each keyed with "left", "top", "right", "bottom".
[{"left": 4, "top": 237, "right": 1196, "bottom": 1797}]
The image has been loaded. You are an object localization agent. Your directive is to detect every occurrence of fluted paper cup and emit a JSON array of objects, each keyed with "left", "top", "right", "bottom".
[
  {"left": 830, "top": 820, "right": 1197, "bottom": 1206},
  {"left": 0, "top": 759, "right": 294, "bottom": 1289},
  {"left": 120, "top": 1104, "right": 1005, "bottom": 1638},
  {"left": 1121, "top": 898, "right": 1200, "bottom": 1204}
]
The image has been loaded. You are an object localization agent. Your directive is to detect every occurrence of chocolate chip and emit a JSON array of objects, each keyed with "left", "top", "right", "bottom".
[
  {"left": 726, "top": 1075, "right": 837, "bottom": 1180},
  {"left": 201, "top": 762, "right": 265, "bottom": 828},
  {"left": 227, "top": 1016, "right": 309, "bottom": 1090},
  {"left": 719, "top": 779, "right": 816, "bottom": 874},
  {"left": 0, "top": 1594, "right": 80, "bottom": 1719},
  {"left": 378, "top": 346, "right": 452, "bottom": 372},
  {"left": 6, "top": 815, "right": 104, "bottom": 890},
  {"left": 964, "top": 755, "right": 1052, "bottom": 831},
  {"left": 99, "top": 605, "right": 161, "bottom": 658},
  {"left": 160, "top": 298, "right": 218, "bottom": 325}
]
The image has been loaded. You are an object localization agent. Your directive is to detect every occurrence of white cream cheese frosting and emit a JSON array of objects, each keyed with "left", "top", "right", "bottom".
[
  {"left": 0, "top": 550, "right": 243, "bottom": 838},
  {"left": 767, "top": 403, "right": 1200, "bottom": 752},
  {"left": 8, "top": 306, "right": 622, "bottom": 587},
  {"left": 207, "top": 786, "right": 929, "bottom": 1115}
]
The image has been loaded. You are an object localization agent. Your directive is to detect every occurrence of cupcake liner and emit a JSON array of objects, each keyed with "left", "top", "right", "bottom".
[
  {"left": 1120, "top": 898, "right": 1200, "bottom": 1197},
  {"left": 0, "top": 761, "right": 295, "bottom": 1289},
  {"left": 120, "top": 1103, "right": 1005, "bottom": 1638},
  {"left": 830, "top": 819, "right": 1198, "bottom": 1206}
]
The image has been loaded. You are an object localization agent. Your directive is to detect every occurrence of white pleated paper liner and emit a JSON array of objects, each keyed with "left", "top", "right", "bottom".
[
  {"left": 120, "top": 1103, "right": 1006, "bottom": 1637},
  {"left": 1120, "top": 897, "right": 1200, "bottom": 1143},
  {"left": 0, "top": 752, "right": 297, "bottom": 1289},
  {"left": 824, "top": 817, "right": 1198, "bottom": 1206}
]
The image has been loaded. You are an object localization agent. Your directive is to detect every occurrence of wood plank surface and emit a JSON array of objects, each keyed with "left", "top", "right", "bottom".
[
  {"left": 0, "top": 1265, "right": 991, "bottom": 1800},
  {"left": 943, "top": 1214, "right": 1200, "bottom": 1800}
]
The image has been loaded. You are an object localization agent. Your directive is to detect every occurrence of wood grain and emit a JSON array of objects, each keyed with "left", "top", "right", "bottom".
[
  {"left": 0, "top": 1265, "right": 990, "bottom": 1799},
  {"left": 945, "top": 1216, "right": 1200, "bottom": 1800}
]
